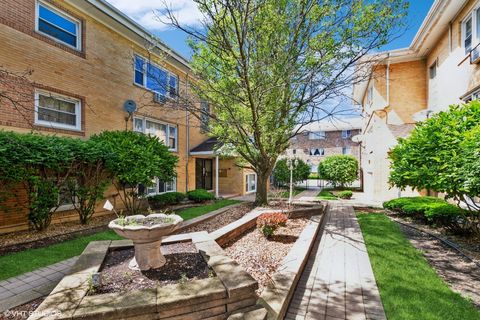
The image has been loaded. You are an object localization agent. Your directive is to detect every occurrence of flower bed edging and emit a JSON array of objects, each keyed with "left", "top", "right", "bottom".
[
  {"left": 257, "top": 210, "right": 326, "bottom": 319},
  {"left": 28, "top": 232, "right": 258, "bottom": 320}
]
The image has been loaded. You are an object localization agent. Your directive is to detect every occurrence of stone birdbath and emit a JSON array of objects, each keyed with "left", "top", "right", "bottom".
[{"left": 108, "top": 213, "right": 183, "bottom": 271}]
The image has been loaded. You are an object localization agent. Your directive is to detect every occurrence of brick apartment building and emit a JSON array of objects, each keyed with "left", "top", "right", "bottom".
[
  {"left": 0, "top": 0, "right": 255, "bottom": 233},
  {"left": 353, "top": 0, "right": 480, "bottom": 202},
  {"left": 284, "top": 118, "right": 362, "bottom": 173}
]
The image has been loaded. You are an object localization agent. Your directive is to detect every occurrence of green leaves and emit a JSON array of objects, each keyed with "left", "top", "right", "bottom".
[
  {"left": 317, "top": 155, "right": 358, "bottom": 187},
  {"left": 273, "top": 158, "right": 311, "bottom": 185},
  {"left": 389, "top": 101, "right": 480, "bottom": 205}
]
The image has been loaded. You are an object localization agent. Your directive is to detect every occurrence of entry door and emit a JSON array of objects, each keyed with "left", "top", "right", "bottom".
[{"left": 195, "top": 159, "right": 213, "bottom": 190}]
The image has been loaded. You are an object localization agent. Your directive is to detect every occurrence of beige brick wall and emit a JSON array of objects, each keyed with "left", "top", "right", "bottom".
[{"left": 0, "top": 0, "right": 216, "bottom": 232}]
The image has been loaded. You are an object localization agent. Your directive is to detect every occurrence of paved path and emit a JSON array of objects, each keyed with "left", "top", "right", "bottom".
[
  {"left": 0, "top": 257, "right": 78, "bottom": 312},
  {"left": 294, "top": 188, "right": 320, "bottom": 201},
  {"left": 286, "top": 203, "right": 386, "bottom": 320}
]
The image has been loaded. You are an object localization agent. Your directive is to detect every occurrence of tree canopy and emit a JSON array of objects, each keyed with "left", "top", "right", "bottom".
[
  {"left": 164, "top": 0, "right": 409, "bottom": 204},
  {"left": 273, "top": 158, "right": 311, "bottom": 186},
  {"left": 317, "top": 155, "right": 358, "bottom": 187}
]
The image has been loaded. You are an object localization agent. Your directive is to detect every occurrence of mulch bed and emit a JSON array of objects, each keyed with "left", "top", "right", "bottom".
[
  {"left": 1, "top": 297, "right": 45, "bottom": 320},
  {"left": 92, "top": 242, "right": 212, "bottom": 295},
  {"left": 0, "top": 214, "right": 117, "bottom": 256},
  {"left": 397, "top": 222, "right": 480, "bottom": 308},
  {"left": 222, "top": 217, "right": 308, "bottom": 295},
  {"left": 177, "top": 203, "right": 255, "bottom": 234}
]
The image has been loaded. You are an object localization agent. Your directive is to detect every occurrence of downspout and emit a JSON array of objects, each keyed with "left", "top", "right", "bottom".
[
  {"left": 185, "top": 77, "right": 190, "bottom": 193},
  {"left": 386, "top": 53, "right": 390, "bottom": 124}
]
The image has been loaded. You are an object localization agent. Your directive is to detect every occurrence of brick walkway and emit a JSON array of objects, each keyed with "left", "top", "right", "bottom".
[
  {"left": 0, "top": 257, "right": 78, "bottom": 312},
  {"left": 286, "top": 203, "right": 386, "bottom": 320}
]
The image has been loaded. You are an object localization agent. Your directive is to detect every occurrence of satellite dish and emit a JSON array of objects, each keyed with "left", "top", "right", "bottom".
[
  {"left": 351, "top": 134, "right": 363, "bottom": 143},
  {"left": 123, "top": 100, "right": 137, "bottom": 114}
]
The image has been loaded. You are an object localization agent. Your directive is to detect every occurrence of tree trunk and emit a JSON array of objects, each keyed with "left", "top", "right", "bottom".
[{"left": 255, "top": 171, "right": 270, "bottom": 206}]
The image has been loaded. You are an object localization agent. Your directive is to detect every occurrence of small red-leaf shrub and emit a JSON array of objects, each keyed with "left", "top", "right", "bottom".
[{"left": 256, "top": 212, "right": 288, "bottom": 237}]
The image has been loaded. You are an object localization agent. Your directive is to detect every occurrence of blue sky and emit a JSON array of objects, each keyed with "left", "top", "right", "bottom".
[{"left": 108, "top": 0, "right": 435, "bottom": 59}]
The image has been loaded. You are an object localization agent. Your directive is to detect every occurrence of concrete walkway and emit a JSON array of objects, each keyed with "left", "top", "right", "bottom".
[
  {"left": 286, "top": 203, "right": 386, "bottom": 320},
  {"left": 0, "top": 256, "right": 78, "bottom": 312},
  {"left": 294, "top": 188, "right": 321, "bottom": 201}
]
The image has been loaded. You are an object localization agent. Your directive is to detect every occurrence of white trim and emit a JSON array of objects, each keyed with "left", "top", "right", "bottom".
[
  {"left": 133, "top": 116, "right": 178, "bottom": 151},
  {"left": 145, "top": 177, "right": 177, "bottom": 196},
  {"left": 190, "top": 151, "right": 215, "bottom": 156},
  {"left": 245, "top": 173, "right": 257, "bottom": 194},
  {"left": 35, "top": 0, "right": 82, "bottom": 51},
  {"left": 34, "top": 89, "right": 82, "bottom": 131}
]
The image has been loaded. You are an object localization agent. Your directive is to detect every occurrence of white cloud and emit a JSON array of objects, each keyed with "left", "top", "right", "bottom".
[{"left": 107, "top": 0, "right": 203, "bottom": 31}]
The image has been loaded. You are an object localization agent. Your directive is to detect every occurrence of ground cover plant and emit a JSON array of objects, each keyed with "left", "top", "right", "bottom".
[
  {"left": 358, "top": 213, "right": 480, "bottom": 320},
  {"left": 317, "top": 189, "right": 338, "bottom": 200},
  {"left": 337, "top": 190, "right": 353, "bottom": 199},
  {"left": 383, "top": 197, "right": 472, "bottom": 234}
]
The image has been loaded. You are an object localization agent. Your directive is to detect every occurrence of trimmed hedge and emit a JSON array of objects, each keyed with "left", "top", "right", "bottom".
[
  {"left": 338, "top": 190, "right": 353, "bottom": 199},
  {"left": 187, "top": 189, "right": 215, "bottom": 203},
  {"left": 383, "top": 197, "right": 470, "bottom": 234},
  {"left": 147, "top": 192, "right": 185, "bottom": 208}
]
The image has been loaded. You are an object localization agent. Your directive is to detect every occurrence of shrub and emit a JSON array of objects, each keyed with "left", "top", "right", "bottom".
[
  {"left": 148, "top": 192, "right": 185, "bottom": 208},
  {"left": 187, "top": 189, "right": 215, "bottom": 203},
  {"left": 317, "top": 155, "right": 358, "bottom": 188},
  {"left": 338, "top": 190, "right": 353, "bottom": 199},
  {"left": 256, "top": 212, "right": 288, "bottom": 238},
  {"left": 273, "top": 159, "right": 311, "bottom": 186},
  {"left": 383, "top": 196, "right": 471, "bottom": 234},
  {"left": 91, "top": 131, "right": 178, "bottom": 214}
]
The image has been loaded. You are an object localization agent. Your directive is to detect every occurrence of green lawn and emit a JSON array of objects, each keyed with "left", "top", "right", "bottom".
[
  {"left": 176, "top": 199, "right": 241, "bottom": 220},
  {"left": 357, "top": 213, "right": 480, "bottom": 320},
  {"left": 317, "top": 189, "right": 338, "bottom": 200},
  {"left": 0, "top": 199, "right": 241, "bottom": 281},
  {"left": 279, "top": 187, "right": 306, "bottom": 198}
]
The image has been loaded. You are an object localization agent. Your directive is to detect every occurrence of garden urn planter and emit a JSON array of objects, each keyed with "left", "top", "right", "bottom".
[{"left": 108, "top": 213, "right": 183, "bottom": 271}]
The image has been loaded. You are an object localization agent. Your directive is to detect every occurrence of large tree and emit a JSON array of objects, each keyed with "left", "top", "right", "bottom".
[{"left": 162, "top": 0, "right": 408, "bottom": 204}]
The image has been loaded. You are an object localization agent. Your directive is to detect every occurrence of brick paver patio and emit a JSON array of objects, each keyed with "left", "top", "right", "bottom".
[
  {"left": 0, "top": 256, "right": 78, "bottom": 312},
  {"left": 286, "top": 203, "right": 386, "bottom": 320}
]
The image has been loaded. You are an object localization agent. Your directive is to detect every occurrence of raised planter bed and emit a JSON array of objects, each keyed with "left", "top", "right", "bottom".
[{"left": 28, "top": 232, "right": 258, "bottom": 320}]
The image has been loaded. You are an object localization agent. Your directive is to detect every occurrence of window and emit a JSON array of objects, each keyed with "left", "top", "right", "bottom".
[
  {"left": 464, "top": 15, "right": 473, "bottom": 53},
  {"left": 134, "top": 55, "right": 178, "bottom": 99},
  {"left": 200, "top": 101, "right": 210, "bottom": 132},
  {"left": 292, "top": 149, "right": 296, "bottom": 155},
  {"left": 341, "top": 130, "right": 351, "bottom": 139},
  {"left": 462, "top": 88, "right": 480, "bottom": 102},
  {"left": 245, "top": 174, "right": 256, "bottom": 193},
  {"left": 56, "top": 180, "right": 78, "bottom": 211},
  {"left": 367, "top": 86, "right": 373, "bottom": 104},
  {"left": 133, "top": 117, "right": 177, "bottom": 151},
  {"left": 308, "top": 131, "right": 326, "bottom": 140},
  {"left": 35, "top": 90, "right": 81, "bottom": 130},
  {"left": 309, "top": 148, "right": 325, "bottom": 156},
  {"left": 36, "top": 1, "right": 81, "bottom": 50},
  {"left": 146, "top": 178, "right": 176, "bottom": 195},
  {"left": 429, "top": 62, "right": 437, "bottom": 79},
  {"left": 342, "top": 147, "right": 351, "bottom": 155}
]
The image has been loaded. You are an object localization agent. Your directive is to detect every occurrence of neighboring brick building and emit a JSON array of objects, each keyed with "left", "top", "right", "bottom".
[
  {"left": 353, "top": 0, "right": 480, "bottom": 202},
  {"left": 284, "top": 118, "right": 362, "bottom": 173},
  {"left": 0, "top": 0, "right": 255, "bottom": 233}
]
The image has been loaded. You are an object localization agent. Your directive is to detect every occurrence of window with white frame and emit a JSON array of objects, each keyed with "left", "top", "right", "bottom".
[
  {"left": 308, "top": 131, "right": 326, "bottom": 140},
  {"left": 35, "top": 1, "right": 81, "bottom": 50},
  {"left": 245, "top": 174, "right": 256, "bottom": 193},
  {"left": 309, "top": 148, "right": 325, "bottom": 156},
  {"left": 133, "top": 117, "right": 177, "bottom": 151},
  {"left": 55, "top": 180, "right": 78, "bottom": 211},
  {"left": 462, "top": 9, "right": 480, "bottom": 54},
  {"left": 342, "top": 147, "right": 351, "bottom": 155},
  {"left": 146, "top": 178, "right": 176, "bottom": 195},
  {"left": 341, "top": 130, "right": 351, "bottom": 139},
  {"left": 134, "top": 55, "right": 178, "bottom": 99},
  {"left": 35, "top": 90, "right": 81, "bottom": 130}
]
